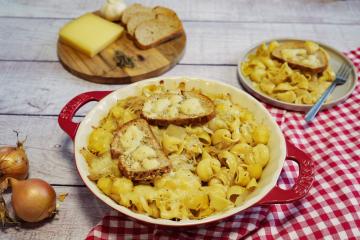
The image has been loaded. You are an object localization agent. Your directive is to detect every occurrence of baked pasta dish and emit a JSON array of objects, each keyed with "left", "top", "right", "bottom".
[
  {"left": 241, "top": 41, "right": 336, "bottom": 104},
  {"left": 81, "top": 82, "right": 271, "bottom": 220}
]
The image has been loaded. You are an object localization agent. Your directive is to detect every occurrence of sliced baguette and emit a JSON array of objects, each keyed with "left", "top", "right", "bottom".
[
  {"left": 111, "top": 119, "right": 171, "bottom": 181},
  {"left": 152, "top": 6, "right": 177, "bottom": 16},
  {"left": 126, "top": 6, "right": 177, "bottom": 38},
  {"left": 133, "top": 14, "right": 184, "bottom": 50},
  {"left": 121, "top": 3, "right": 152, "bottom": 25},
  {"left": 271, "top": 41, "right": 328, "bottom": 74},
  {"left": 126, "top": 11, "right": 157, "bottom": 37},
  {"left": 141, "top": 91, "right": 215, "bottom": 126}
]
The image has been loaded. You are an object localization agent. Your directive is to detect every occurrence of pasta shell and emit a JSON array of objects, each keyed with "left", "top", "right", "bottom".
[
  {"left": 253, "top": 144, "right": 270, "bottom": 167},
  {"left": 209, "top": 194, "right": 233, "bottom": 211},
  {"left": 227, "top": 185, "right": 246, "bottom": 203},
  {"left": 234, "top": 167, "right": 251, "bottom": 187},
  {"left": 252, "top": 125, "right": 270, "bottom": 145},
  {"left": 111, "top": 177, "right": 133, "bottom": 195},
  {"left": 246, "top": 178, "right": 258, "bottom": 190},
  {"left": 230, "top": 143, "right": 252, "bottom": 156},
  {"left": 208, "top": 117, "right": 227, "bottom": 131},
  {"left": 211, "top": 129, "right": 232, "bottom": 146},
  {"left": 247, "top": 163, "right": 263, "bottom": 180},
  {"left": 196, "top": 158, "right": 213, "bottom": 182}
]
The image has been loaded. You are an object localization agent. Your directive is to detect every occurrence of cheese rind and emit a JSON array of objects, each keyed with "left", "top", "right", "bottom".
[{"left": 59, "top": 13, "right": 124, "bottom": 57}]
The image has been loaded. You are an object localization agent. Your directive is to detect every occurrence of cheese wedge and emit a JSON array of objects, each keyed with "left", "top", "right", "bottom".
[{"left": 59, "top": 13, "right": 124, "bottom": 57}]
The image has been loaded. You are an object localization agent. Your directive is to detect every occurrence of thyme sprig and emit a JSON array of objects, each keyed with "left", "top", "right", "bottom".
[{"left": 114, "top": 51, "right": 135, "bottom": 68}]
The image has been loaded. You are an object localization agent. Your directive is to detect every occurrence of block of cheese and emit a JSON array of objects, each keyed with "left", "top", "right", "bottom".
[{"left": 59, "top": 13, "right": 124, "bottom": 57}]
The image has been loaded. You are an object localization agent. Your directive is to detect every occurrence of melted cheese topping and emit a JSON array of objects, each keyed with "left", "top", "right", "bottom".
[
  {"left": 169, "top": 95, "right": 183, "bottom": 105},
  {"left": 301, "top": 55, "right": 320, "bottom": 67},
  {"left": 281, "top": 48, "right": 320, "bottom": 67},
  {"left": 143, "top": 159, "right": 160, "bottom": 170},
  {"left": 143, "top": 94, "right": 205, "bottom": 118},
  {"left": 281, "top": 48, "right": 306, "bottom": 59},
  {"left": 142, "top": 101, "right": 153, "bottom": 113},
  {"left": 120, "top": 126, "right": 144, "bottom": 154},
  {"left": 304, "top": 41, "right": 320, "bottom": 54},
  {"left": 153, "top": 98, "right": 171, "bottom": 113},
  {"left": 168, "top": 105, "right": 179, "bottom": 118},
  {"left": 132, "top": 145, "right": 157, "bottom": 162},
  {"left": 180, "top": 98, "right": 204, "bottom": 115}
]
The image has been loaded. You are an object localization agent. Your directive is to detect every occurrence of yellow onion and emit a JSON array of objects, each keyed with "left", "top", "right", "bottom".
[
  {"left": 10, "top": 178, "right": 56, "bottom": 222},
  {"left": 0, "top": 141, "right": 29, "bottom": 182}
]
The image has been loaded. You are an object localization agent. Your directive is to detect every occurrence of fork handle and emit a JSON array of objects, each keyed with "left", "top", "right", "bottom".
[{"left": 305, "top": 81, "right": 337, "bottom": 122}]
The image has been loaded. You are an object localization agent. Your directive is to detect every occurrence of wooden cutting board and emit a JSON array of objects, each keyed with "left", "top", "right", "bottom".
[{"left": 57, "top": 31, "right": 186, "bottom": 84}]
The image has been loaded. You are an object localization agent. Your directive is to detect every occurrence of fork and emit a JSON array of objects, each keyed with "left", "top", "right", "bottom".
[{"left": 305, "top": 63, "right": 350, "bottom": 123}]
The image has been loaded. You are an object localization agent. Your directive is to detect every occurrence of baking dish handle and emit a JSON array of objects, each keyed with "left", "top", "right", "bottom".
[
  {"left": 58, "top": 91, "right": 112, "bottom": 141},
  {"left": 258, "top": 140, "right": 314, "bottom": 205}
]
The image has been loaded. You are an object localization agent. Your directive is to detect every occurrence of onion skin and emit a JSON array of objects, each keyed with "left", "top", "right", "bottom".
[
  {"left": 10, "top": 178, "right": 56, "bottom": 223},
  {"left": 0, "top": 142, "right": 29, "bottom": 182}
]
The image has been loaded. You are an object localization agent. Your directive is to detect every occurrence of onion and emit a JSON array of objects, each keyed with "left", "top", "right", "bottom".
[
  {"left": 0, "top": 137, "right": 29, "bottom": 183},
  {"left": 10, "top": 178, "right": 56, "bottom": 222}
]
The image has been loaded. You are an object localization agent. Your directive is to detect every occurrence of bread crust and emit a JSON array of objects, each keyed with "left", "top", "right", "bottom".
[
  {"left": 134, "top": 28, "right": 184, "bottom": 50},
  {"left": 271, "top": 41, "right": 328, "bottom": 74},
  {"left": 118, "top": 164, "right": 171, "bottom": 182},
  {"left": 143, "top": 111, "right": 215, "bottom": 127}
]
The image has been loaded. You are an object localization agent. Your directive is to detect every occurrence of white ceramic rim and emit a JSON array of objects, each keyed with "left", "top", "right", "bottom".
[
  {"left": 237, "top": 38, "right": 358, "bottom": 112},
  {"left": 73, "top": 76, "right": 286, "bottom": 226}
]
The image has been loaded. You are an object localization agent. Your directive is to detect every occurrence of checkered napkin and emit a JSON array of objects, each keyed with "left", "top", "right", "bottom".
[{"left": 86, "top": 49, "right": 360, "bottom": 240}]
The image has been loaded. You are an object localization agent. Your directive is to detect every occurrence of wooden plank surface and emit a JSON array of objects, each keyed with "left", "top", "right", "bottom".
[
  {"left": 0, "top": 115, "right": 81, "bottom": 184},
  {"left": 1, "top": 186, "right": 110, "bottom": 240},
  {"left": 0, "top": 19, "right": 360, "bottom": 63},
  {"left": 0, "top": 62, "right": 237, "bottom": 115},
  {"left": 0, "top": 0, "right": 359, "bottom": 24}
]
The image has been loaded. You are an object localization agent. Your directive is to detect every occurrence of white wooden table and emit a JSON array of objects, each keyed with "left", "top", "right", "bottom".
[{"left": 0, "top": 0, "right": 359, "bottom": 239}]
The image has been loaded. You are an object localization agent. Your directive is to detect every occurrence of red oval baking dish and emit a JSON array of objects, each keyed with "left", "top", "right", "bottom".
[{"left": 58, "top": 77, "right": 314, "bottom": 227}]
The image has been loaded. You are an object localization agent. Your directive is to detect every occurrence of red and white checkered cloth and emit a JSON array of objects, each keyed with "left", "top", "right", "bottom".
[{"left": 86, "top": 49, "right": 360, "bottom": 240}]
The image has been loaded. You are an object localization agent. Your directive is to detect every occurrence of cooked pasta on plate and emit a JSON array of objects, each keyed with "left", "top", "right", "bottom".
[
  {"left": 80, "top": 82, "right": 271, "bottom": 220},
  {"left": 241, "top": 41, "right": 336, "bottom": 105}
]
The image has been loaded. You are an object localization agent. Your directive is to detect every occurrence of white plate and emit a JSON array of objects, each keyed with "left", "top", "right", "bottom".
[{"left": 237, "top": 38, "right": 358, "bottom": 112}]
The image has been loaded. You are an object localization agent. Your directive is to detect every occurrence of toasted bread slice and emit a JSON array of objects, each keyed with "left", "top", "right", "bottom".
[
  {"left": 133, "top": 14, "right": 183, "bottom": 50},
  {"left": 152, "top": 6, "right": 177, "bottom": 16},
  {"left": 126, "top": 6, "right": 177, "bottom": 38},
  {"left": 121, "top": 3, "right": 152, "bottom": 25},
  {"left": 141, "top": 91, "right": 215, "bottom": 126},
  {"left": 126, "top": 11, "right": 157, "bottom": 37},
  {"left": 111, "top": 119, "right": 171, "bottom": 181},
  {"left": 271, "top": 41, "right": 328, "bottom": 74}
]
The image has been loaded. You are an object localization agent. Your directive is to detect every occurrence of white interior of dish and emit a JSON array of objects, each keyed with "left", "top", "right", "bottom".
[
  {"left": 237, "top": 38, "right": 358, "bottom": 111},
  {"left": 74, "top": 77, "right": 286, "bottom": 226}
]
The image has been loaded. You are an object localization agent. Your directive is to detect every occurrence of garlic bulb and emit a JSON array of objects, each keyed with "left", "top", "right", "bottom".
[{"left": 100, "top": 0, "right": 127, "bottom": 22}]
